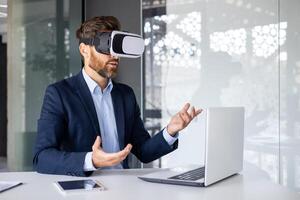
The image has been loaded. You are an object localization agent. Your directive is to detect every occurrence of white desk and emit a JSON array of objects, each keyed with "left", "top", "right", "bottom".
[{"left": 0, "top": 163, "right": 299, "bottom": 200}]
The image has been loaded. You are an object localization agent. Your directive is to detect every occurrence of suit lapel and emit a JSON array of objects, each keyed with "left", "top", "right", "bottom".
[
  {"left": 111, "top": 85, "right": 125, "bottom": 150},
  {"left": 74, "top": 71, "right": 101, "bottom": 136}
]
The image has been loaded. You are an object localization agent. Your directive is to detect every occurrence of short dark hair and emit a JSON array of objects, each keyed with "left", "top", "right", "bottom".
[{"left": 76, "top": 16, "right": 121, "bottom": 41}]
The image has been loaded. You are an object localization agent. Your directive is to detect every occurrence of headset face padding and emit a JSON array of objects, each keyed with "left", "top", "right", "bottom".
[{"left": 94, "top": 32, "right": 111, "bottom": 55}]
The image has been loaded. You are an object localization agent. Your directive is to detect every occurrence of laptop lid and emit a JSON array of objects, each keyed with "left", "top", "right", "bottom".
[
  {"left": 138, "top": 107, "right": 245, "bottom": 187},
  {"left": 204, "top": 107, "right": 245, "bottom": 186}
]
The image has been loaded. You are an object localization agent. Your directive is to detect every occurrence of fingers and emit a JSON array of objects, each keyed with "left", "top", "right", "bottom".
[
  {"left": 180, "top": 110, "right": 192, "bottom": 123},
  {"left": 195, "top": 108, "right": 203, "bottom": 116},
  {"left": 105, "top": 145, "right": 132, "bottom": 165},
  {"left": 166, "top": 103, "right": 203, "bottom": 135},
  {"left": 180, "top": 103, "right": 202, "bottom": 124},
  {"left": 125, "top": 144, "right": 133, "bottom": 151},
  {"left": 181, "top": 103, "right": 190, "bottom": 113},
  {"left": 117, "top": 144, "right": 132, "bottom": 160},
  {"left": 190, "top": 106, "right": 196, "bottom": 118},
  {"left": 179, "top": 103, "right": 192, "bottom": 123},
  {"left": 98, "top": 144, "right": 133, "bottom": 167},
  {"left": 119, "top": 144, "right": 132, "bottom": 158},
  {"left": 92, "top": 136, "right": 102, "bottom": 151},
  {"left": 191, "top": 107, "right": 203, "bottom": 118}
]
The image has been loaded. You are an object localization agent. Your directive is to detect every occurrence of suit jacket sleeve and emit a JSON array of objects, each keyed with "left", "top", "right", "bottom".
[
  {"left": 128, "top": 88, "right": 178, "bottom": 163},
  {"left": 33, "top": 85, "right": 91, "bottom": 176}
]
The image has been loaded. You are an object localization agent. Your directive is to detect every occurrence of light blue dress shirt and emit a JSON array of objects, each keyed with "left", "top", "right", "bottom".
[{"left": 82, "top": 68, "right": 178, "bottom": 171}]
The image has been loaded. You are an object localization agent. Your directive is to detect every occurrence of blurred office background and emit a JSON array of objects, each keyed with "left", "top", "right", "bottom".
[{"left": 0, "top": 0, "right": 299, "bottom": 192}]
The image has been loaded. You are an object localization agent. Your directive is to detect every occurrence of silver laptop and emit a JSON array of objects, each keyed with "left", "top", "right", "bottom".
[{"left": 138, "top": 107, "right": 245, "bottom": 187}]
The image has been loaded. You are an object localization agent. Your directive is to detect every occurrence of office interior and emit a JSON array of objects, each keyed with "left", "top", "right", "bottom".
[{"left": 0, "top": 0, "right": 299, "bottom": 193}]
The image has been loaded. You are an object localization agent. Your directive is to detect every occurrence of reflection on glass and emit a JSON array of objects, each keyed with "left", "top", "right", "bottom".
[
  {"left": 143, "top": 0, "right": 300, "bottom": 192},
  {"left": 176, "top": 12, "right": 201, "bottom": 42},
  {"left": 143, "top": 1, "right": 202, "bottom": 168},
  {"left": 252, "top": 22, "right": 287, "bottom": 58},
  {"left": 210, "top": 28, "right": 246, "bottom": 55},
  {"left": 152, "top": 31, "right": 201, "bottom": 68}
]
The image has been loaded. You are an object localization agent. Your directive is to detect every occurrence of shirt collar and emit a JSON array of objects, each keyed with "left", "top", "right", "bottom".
[{"left": 82, "top": 68, "right": 113, "bottom": 94}]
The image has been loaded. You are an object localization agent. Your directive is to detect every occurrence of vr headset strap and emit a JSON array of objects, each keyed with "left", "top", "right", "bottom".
[
  {"left": 79, "top": 38, "right": 94, "bottom": 45},
  {"left": 79, "top": 32, "right": 111, "bottom": 54}
]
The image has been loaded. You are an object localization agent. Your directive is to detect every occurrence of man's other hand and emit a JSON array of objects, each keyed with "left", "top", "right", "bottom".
[
  {"left": 167, "top": 103, "right": 202, "bottom": 136},
  {"left": 92, "top": 136, "right": 132, "bottom": 168}
]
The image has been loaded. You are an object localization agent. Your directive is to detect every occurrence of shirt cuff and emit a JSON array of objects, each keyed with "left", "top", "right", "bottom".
[
  {"left": 83, "top": 152, "right": 97, "bottom": 171},
  {"left": 162, "top": 127, "right": 179, "bottom": 146}
]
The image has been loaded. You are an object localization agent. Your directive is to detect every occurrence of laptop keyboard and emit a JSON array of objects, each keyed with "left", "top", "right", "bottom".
[{"left": 168, "top": 167, "right": 205, "bottom": 181}]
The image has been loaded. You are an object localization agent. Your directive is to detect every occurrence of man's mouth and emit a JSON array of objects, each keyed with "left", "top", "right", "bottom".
[{"left": 107, "top": 62, "right": 118, "bottom": 67}]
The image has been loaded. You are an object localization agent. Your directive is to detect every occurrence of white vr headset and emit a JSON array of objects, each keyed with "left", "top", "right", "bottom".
[{"left": 79, "top": 31, "right": 145, "bottom": 58}]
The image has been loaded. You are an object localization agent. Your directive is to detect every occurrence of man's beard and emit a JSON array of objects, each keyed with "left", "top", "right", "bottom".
[
  {"left": 90, "top": 59, "right": 119, "bottom": 79},
  {"left": 97, "top": 67, "right": 117, "bottom": 79}
]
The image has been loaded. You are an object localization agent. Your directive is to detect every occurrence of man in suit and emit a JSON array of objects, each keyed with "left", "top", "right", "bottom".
[{"left": 33, "top": 16, "right": 202, "bottom": 176}]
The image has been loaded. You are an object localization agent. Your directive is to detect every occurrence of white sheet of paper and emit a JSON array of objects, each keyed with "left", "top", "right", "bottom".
[{"left": 0, "top": 181, "right": 22, "bottom": 193}]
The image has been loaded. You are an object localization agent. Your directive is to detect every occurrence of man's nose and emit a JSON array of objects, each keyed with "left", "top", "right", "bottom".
[{"left": 111, "top": 55, "right": 119, "bottom": 60}]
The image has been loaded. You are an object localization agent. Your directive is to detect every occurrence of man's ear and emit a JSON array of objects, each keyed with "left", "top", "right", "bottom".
[{"left": 79, "top": 43, "right": 89, "bottom": 58}]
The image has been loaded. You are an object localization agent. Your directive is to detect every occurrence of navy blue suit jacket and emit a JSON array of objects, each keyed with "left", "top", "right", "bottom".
[{"left": 33, "top": 71, "right": 178, "bottom": 176}]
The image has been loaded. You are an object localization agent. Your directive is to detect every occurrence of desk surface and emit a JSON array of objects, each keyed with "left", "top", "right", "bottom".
[{"left": 0, "top": 164, "right": 299, "bottom": 200}]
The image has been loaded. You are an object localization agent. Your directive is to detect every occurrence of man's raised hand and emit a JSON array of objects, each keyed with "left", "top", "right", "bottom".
[{"left": 167, "top": 103, "right": 202, "bottom": 136}]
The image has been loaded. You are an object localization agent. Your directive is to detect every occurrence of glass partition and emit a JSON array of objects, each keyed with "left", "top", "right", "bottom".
[
  {"left": 7, "top": 0, "right": 82, "bottom": 171},
  {"left": 279, "top": 0, "right": 300, "bottom": 191},
  {"left": 142, "top": 0, "right": 300, "bottom": 192}
]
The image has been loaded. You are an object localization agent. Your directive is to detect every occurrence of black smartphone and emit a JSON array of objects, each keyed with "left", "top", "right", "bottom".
[{"left": 55, "top": 179, "right": 105, "bottom": 194}]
